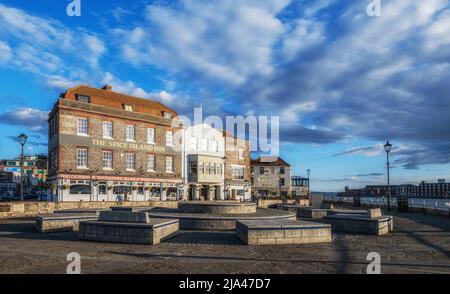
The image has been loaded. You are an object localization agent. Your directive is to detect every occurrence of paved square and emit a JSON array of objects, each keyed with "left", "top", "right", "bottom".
[{"left": 0, "top": 208, "right": 449, "bottom": 274}]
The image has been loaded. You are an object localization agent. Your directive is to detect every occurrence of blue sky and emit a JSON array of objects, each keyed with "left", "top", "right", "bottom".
[{"left": 0, "top": 0, "right": 449, "bottom": 191}]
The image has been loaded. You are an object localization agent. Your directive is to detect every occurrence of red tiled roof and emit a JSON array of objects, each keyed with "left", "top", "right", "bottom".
[
  {"left": 251, "top": 156, "right": 290, "bottom": 167},
  {"left": 61, "top": 85, "right": 177, "bottom": 118}
]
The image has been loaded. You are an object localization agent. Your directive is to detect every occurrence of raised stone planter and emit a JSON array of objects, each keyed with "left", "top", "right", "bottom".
[
  {"left": 110, "top": 206, "right": 154, "bottom": 212},
  {"left": 149, "top": 207, "right": 296, "bottom": 231},
  {"left": 53, "top": 208, "right": 103, "bottom": 214},
  {"left": 236, "top": 219, "right": 332, "bottom": 245},
  {"left": 36, "top": 213, "right": 98, "bottom": 233},
  {"left": 178, "top": 201, "right": 256, "bottom": 215},
  {"left": 297, "top": 207, "right": 329, "bottom": 219},
  {"left": 79, "top": 218, "right": 179, "bottom": 245},
  {"left": 78, "top": 210, "right": 179, "bottom": 245},
  {"left": 324, "top": 214, "right": 394, "bottom": 236}
]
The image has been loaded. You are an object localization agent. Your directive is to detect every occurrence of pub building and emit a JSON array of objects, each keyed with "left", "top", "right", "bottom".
[{"left": 47, "top": 84, "right": 183, "bottom": 202}]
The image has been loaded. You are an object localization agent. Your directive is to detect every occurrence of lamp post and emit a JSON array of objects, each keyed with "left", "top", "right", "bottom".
[
  {"left": 384, "top": 141, "right": 392, "bottom": 211},
  {"left": 306, "top": 169, "right": 311, "bottom": 198},
  {"left": 222, "top": 156, "right": 228, "bottom": 200},
  {"left": 17, "top": 133, "right": 28, "bottom": 202}
]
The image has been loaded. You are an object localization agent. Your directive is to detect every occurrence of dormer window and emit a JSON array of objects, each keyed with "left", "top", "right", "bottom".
[
  {"left": 123, "top": 104, "right": 134, "bottom": 112},
  {"left": 76, "top": 95, "right": 90, "bottom": 103},
  {"left": 163, "top": 112, "right": 172, "bottom": 119}
]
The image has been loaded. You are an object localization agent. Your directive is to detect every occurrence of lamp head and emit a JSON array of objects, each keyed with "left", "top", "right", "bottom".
[
  {"left": 17, "top": 133, "right": 28, "bottom": 145},
  {"left": 384, "top": 141, "right": 392, "bottom": 153}
]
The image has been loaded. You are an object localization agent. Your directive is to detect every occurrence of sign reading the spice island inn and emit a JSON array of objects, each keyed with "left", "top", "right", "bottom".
[
  {"left": 59, "top": 134, "right": 166, "bottom": 153},
  {"left": 91, "top": 139, "right": 165, "bottom": 153}
]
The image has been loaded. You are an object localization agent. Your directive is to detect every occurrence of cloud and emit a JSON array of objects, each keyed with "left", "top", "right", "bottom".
[
  {"left": 0, "top": 107, "right": 48, "bottom": 134},
  {"left": 334, "top": 145, "right": 383, "bottom": 157},
  {"left": 0, "top": 41, "right": 12, "bottom": 64}
]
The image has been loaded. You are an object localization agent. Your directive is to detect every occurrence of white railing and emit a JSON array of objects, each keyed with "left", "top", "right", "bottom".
[{"left": 409, "top": 198, "right": 450, "bottom": 212}]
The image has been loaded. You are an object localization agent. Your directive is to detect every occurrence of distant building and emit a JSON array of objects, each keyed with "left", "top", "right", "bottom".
[
  {"left": 251, "top": 157, "right": 291, "bottom": 197},
  {"left": 342, "top": 179, "right": 449, "bottom": 198}
]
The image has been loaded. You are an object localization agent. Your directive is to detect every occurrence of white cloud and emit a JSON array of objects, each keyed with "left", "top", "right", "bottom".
[{"left": 0, "top": 41, "right": 12, "bottom": 64}]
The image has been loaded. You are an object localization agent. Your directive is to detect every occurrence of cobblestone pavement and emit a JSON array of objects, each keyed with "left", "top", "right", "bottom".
[{"left": 0, "top": 209, "right": 449, "bottom": 274}]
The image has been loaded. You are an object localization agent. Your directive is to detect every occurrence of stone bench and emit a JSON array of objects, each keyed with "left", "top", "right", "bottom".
[
  {"left": 79, "top": 218, "right": 179, "bottom": 245},
  {"left": 327, "top": 209, "right": 367, "bottom": 216},
  {"left": 297, "top": 207, "right": 329, "bottom": 219},
  {"left": 36, "top": 213, "right": 99, "bottom": 233},
  {"left": 324, "top": 214, "right": 394, "bottom": 236},
  {"left": 236, "top": 219, "right": 332, "bottom": 245}
]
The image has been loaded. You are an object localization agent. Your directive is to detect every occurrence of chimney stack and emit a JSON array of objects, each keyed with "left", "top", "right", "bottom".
[{"left": 102, "top": 84, "right": 112, "bottom": 91}]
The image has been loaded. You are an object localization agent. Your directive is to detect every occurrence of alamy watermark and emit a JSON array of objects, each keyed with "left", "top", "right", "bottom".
[
  {"left": 66, "top": 252, "right": 81, "bottom": 274},
  {"left": 171, "top": 107, "right": 280, "bottom": 158},
  {"left": 367, "top": 0, "right": 381, "bottom": 17},
  {"left": 66, "top": 0, "right": 81, "bottom": 17},
  {"left": 366, "top": 252, "right": 381, "bottom": 274}
]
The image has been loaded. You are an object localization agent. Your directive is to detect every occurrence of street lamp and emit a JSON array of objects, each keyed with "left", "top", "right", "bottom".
[
  {"left": 222, "top": 156, "right": 228, "bottom": 200},
  {"left": 17, "top": 133, "right": 28, "bottom": 202},
  {"left": 384, "top": 141, "right": 392, "bottom": 211},
  {"left": 306, "top": 169, "right": 311, "bottom": 198}
]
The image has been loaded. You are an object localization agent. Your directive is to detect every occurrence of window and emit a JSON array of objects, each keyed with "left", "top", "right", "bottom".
[
  {"left": 279, "top": 178, "right": 285, "bottom": 186},
  {"left": 190, "top": 137, "right": 197, "bottom": 151},
  {"left": 232, "top": 167, "right": 244, "bottom": 180},
  {"left": 198, "top": 162, "right": 204, "bottom": 173},
  {"left": 259, "top": 167, "right": 265, "bottom": 174},
  {"left": 126, "top": 153, "right": 135, "bottom": 170},
  {"left": 103, "top": 122, "right": 113, "bottom": 139},
  {"left": 77, "top": 148, "right": 88, "bottom": 168},
  {"left": 166, "top": 156, "right": 173, "bottom": 172},
  {"left": 126, "top": 125, "right": 135, "bottom": 141},
  {"left": 205, "top": 163, "right": 211, "bottom": 174},
  {"left": 201, "top": 138, "right": 208, "bottom": 151},
  {"left": 217, "top": 164, "right": 222, "bottom": 175},
  {"left": 123, "top": 104, "right": 134, "bottom": 112},
  {"left": 147, "top": 128, "right": 155, "bottom": 144},
  {"left": 238, "top": 148, "right": 244, "bottom": 159},
  {"left": 166, "top": 131, "right": 173, "bottom": 146},
  {"left": 147, "top": 155, "right": 155, "bottom": 171},
  {"left": 210, "top": 140, "right": 218, "bottom": 152},
  {"left": 70, "top": 184, "right": 91, "bottom": 194},
  {"left": 102, "top": 151, "right": 112, "bottom": 169},
  {"left": 280, "top": 167, "right": 285, "bottom": 174},
  {"left": 190, "top": 162, "right": 197, "bottom": 173},
  {"left": 77, "top": 118, "right": 88, "bottom": 136},
  {"left": 76, "top": 95, "right": 90, "bottom": 103},
  {"left": 163, "top": 112, "right": 172, "bottom": 119}
]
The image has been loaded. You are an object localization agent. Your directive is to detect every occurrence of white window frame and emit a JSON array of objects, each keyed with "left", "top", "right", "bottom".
[
  {"left": 209, "top": 139, "right": 218, "bottom": 152},
  {"left": 76, "top": 148, "right": 88, "bottom": 169},
  {"left": 102, "top": 150, "right": 113, "bottom": 170},
  {"left": 190, "top": 137, "right": 197, "bottom": 151},
  {"left": 201, "top": 138, "right": 208, "bottom": 151},
  {"left": 126, "top": 125, "right": 135, "bottom": 142},
  {"left": 147, "top": 154, "right": 155, "bottom": 172},
  {"left": 77, "top": 117, "right": 88, "bottom": 136},
  {"left": 126, "top": 153, "right": 135, "bottom": 171},
  {"left": 165, "top": 156, "right": 173, "bottom": 173},
  {"left": 147, "top": 128, "right": 155, "bottom": 144},
  {"left": 102, "top": 121, "right": 113, "bottom": 139},
  {"left": 238, "top": 148, "right": 245, "bottom": 160},
  {"left": 166, "top": 130, "right": 173, "bottom": 146}
]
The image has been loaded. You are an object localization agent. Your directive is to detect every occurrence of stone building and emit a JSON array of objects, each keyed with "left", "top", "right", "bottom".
[
  {"left": 47, "top": 84, "right": 183, "bottom": 202},
  {"left": 183, "top": 124, "right": 225, "bottom": 200},
  {"left": 224, "top": 132, "right": 252, "bottom": 201},
  {"left": 251, "top": 156, "right": 291, "bottom": 198},
  {"left": 291, "top": 176, "right": 309, "bottom": 198}
]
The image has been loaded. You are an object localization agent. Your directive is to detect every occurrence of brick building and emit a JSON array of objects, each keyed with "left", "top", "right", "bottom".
[
  {"left": 224, "top": 132, "right": 252, "bottom": 201},
  {"left": 47, "top": 84, "right": 183, "bottom": 202},
  {"left": 251, "top": 156, "right": 291, "bottom": 197}
]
